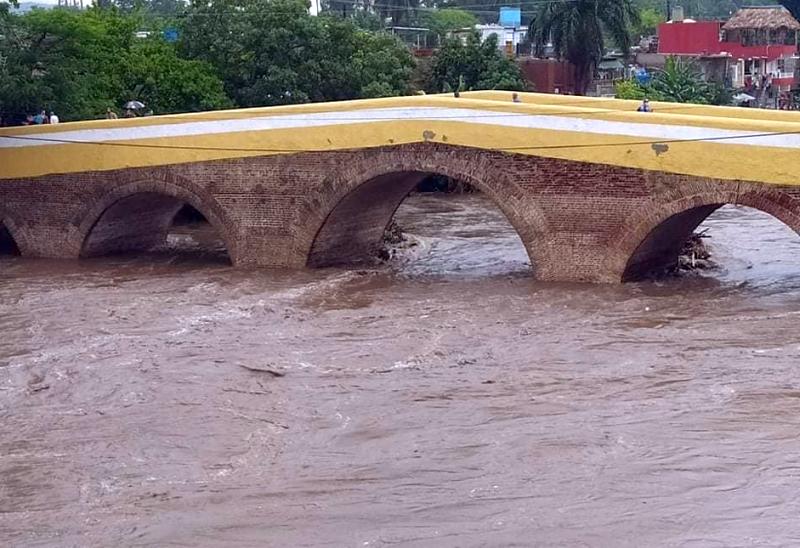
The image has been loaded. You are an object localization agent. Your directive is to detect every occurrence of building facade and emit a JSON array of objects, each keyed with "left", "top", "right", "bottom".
[{"left": 657, "top": 6, "right": 800, "bottom": 91}]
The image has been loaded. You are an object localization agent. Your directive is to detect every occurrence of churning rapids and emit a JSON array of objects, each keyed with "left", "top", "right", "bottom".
[{"left": 3, "top": 194, "right": 800, "bottom": 547}]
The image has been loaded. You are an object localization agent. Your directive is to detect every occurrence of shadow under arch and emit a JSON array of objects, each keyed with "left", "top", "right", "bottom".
[
  {"left": 76, "top": 180, "right": 237, "bottom": 263},
  {"left": 0, "top": 209, "right": 26, "bottom": 256},
  {"left": 304, "top": 157, "right": 549, "bottom": 274},
  {"left": 0, "top": 219, "right": 21, "bottom": 256},
  {"left": 607, "top": 187, "right": 800, "bottom": 282}
]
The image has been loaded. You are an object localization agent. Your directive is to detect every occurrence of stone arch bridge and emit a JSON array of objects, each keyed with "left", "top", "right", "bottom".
[{"left": 2, "top": 91, "right": 800, "bottom": 283}]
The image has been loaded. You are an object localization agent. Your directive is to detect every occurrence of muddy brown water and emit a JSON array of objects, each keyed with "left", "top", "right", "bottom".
[{"left": 2, "top": 194, "right": 800, "bottom": 547}]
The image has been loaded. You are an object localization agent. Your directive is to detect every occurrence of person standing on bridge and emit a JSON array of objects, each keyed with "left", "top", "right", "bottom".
[
  {"left": 637, "top": 98, "right": 652, "bottom": 112},
  {"left": 106, "top": 107, "right": 118, "bottom": 120}
]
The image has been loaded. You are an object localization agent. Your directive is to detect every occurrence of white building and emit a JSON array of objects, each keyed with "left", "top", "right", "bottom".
[{"left": 474, "top": 24, "right": 527, "bottom": 54}]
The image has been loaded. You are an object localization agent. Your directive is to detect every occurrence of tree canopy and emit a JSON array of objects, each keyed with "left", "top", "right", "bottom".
[
  {"left": 179, "top": 0, "right": 414, "bottom": 106},
  {"left": 422, "top": 8, "right": 477, "bottom": 43},
  {"left": 633, "top": 7, "right": 665, "bottom": 37},
  {"left": 426, "top": 31, "right": 526, "bottom": 93},
  {"left": 615, "top": 57, "right": 730, "bottom": 105},
  {"left": 0, "top": 7, "right": 229, "bottom": 123}
]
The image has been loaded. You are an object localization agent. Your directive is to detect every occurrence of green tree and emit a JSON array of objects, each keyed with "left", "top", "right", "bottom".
[
  {"left": 634, "top": 7, "right": 665, "bottom": 37},
  {"left": 427, "top": 31, "right": 525, "bottom": 93},
  {"left": 615, "top": 57, "right": 730, "bottom": 105},
  {"left": 650, "top": 57, "right": 713, "bottom": 103},
  {"left": 180, "top": 0, "right": 413, "bottom": 107},
  {"left": 529, "top": 0, "right": 639, "bottom": 95},
  {"left": 122, "top": 38, "right": 231, "bottom": 113},
  {"left": 422, "top": 8, "right": 477, "bottom": 44},
  {"left": 0, "top": 8, "right": 133, "bottom": 122},
  {"left": 0, "top": 8, "right": 229, "bottom": 123},
  {"left": 614, "top": 78, "right": 648, "bottom": 100}
]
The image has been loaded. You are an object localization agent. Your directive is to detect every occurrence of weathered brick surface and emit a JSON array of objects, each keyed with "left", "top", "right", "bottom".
[{"left": 2, "top": 142, "right": 799, "bottom": 283}]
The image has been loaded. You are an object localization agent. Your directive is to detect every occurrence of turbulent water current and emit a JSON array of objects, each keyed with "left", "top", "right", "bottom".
[{"left": 2, "top": 194, "right": 800, "bottom": 547}]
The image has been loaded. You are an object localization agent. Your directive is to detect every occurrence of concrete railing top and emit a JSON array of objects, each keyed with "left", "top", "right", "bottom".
[{"left": 2, "top": 92, "right": 800, "bottom": 185}]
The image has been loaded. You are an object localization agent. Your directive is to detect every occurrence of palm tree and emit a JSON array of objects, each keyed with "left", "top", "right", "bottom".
[
  {"left": 528, "top": 0, "right": 639, "bottom": 95},
  {"left": 650, "top": 57, "right": 711, "bottom": 104}
]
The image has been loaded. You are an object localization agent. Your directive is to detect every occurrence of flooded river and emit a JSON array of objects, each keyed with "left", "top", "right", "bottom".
[{"left": 2, "top": 194, "right": 800, "bottom": 547}]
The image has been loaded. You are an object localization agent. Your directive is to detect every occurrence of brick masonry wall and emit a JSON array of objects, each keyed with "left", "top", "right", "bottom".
[{"left": 2, "top": 142, "right": 800, "bottom": 283}]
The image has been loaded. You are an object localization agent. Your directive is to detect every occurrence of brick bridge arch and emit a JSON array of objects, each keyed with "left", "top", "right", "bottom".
[
  {"left": 73, "top": 177, "right": 238, "bottom": 262},
  {"left": 0, "top": 207, "right": 26, "bottom": 256},
  {"left": 604, "top": 179, "right": 800, "bottom": 282},
  {"left": 299, "top": 144, "right": 551, "bottom": 275}
]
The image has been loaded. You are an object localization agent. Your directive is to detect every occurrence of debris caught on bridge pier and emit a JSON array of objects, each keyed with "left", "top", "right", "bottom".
[
  {"left": 383, "top": 220, "right": 405, "bottom": 246},
  {"left": 677, "top": 230, "right": 714, "bottom": 272},
  {"left": 378, "top": 220, "right": 421, "bottom": 263}
]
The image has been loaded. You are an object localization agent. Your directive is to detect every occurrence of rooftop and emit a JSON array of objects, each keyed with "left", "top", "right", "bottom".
[{"left": 722, "top": 6, "right": 800, "bottom": 31}]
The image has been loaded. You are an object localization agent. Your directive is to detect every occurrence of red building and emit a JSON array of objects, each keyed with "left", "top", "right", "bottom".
[{"left": 658, "top": 6, "right": 800, "bottom": 91}]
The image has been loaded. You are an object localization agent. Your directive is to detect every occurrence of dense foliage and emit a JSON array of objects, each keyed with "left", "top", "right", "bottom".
[
  {"left": 0, "top": 0, "right": 537, "bottom": 124},
  {"left": 2, "top": 0, "right": 793, "bottom": 124},
  {"left": 0, "top": 7, "right": 229, "bottom": 123},
  {"left": 421, "top": 8, "right": 476, "bottom": 44},
  {"left": 427, "top": 31, "right": 526, "bottom": 93},
  {"left": 615, "top": 57, "right": 730, "bottom": 105},
  {"left": 633, "top": 7, "right": 665, "bottom": 38},
  {"left": 179, "top": 0, "right": 414, "bottom": 106}
]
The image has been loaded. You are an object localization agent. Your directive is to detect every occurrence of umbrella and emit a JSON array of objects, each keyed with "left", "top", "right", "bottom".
[
  {"left": 123, "top": 100, "right": 146, "bottom": 110},
  {"left": 732, "top": 93, "right": 755, "bottom": 103}
]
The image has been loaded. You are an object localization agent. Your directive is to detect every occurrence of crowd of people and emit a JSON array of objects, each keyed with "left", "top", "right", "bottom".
[
  {"left": 1, "top": 104, "right": 151, "bottom": 126},
  {"left": 19, "top": 110, "right": 60, "bottom": 125}
]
